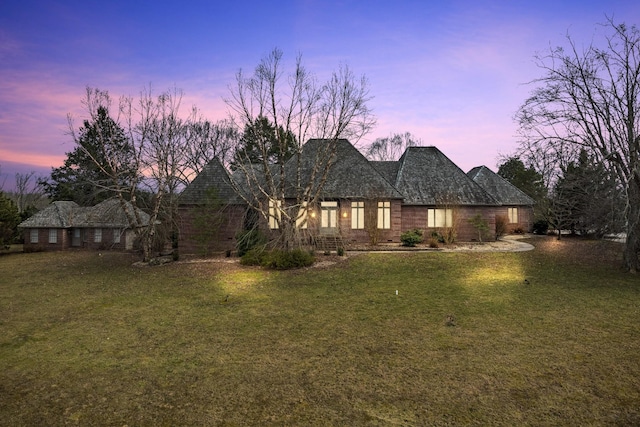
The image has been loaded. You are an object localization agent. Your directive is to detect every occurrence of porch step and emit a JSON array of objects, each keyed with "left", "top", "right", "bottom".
[{"left": 314, "top": 235, "right": 344, "bottom": 252}]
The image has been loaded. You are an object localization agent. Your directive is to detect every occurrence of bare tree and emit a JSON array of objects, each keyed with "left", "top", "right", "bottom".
[
  {"left": 516, "top": 19, "right": 640, "bottom": 272},
  {"left": 365, "top": 132, "right": 422, "bottom": 161},
  {"left": 226, "top": 48, "right": 375, "bottom": 250},
  {"left": 183, "top": 116, "right": 238, "bottom": 176},
  {"left": 14, "top": 172, "right": 45, "bottom": 214}
]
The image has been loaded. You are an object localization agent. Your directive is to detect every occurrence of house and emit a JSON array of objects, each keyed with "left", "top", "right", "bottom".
[
  {"left": 19, "top": 198, "right": 151, "bottom": 251},
  {"left": 467, "top": 165, "right": 535, "bottom": 232},
  {"left": 177, "top": 139, "right": 533, "bottom": 253}
]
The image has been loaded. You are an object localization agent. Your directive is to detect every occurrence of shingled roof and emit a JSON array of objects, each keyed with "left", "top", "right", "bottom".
[
  {"left": 467, "top": 166, "right": 535, "bottom": 206},
  {"left": 179, "top": 158, "right": 242, "bottom": 205},
  {"left": 394, "top": 147, "right": 499, "bottom": 206},
  {"left": 18, "top": 199, "right": 150, "bottom": 229},
  {"left": 18, "top": 201, "right": 79, "bottom": 228},
  {"left": 283, "top": 139, "right": 403, "bottom": 199}
]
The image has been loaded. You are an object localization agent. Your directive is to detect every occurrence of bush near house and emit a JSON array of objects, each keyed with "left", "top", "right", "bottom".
[{"left": 400, "top": 228, "right": 423, "bottom": 247}]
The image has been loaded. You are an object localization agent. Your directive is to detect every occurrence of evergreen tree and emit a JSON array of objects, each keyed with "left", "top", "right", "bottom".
[
  {"left": 0, "top": 192, "right": 20, "bottom": 246},
  {"left": 231, "top": 116, "right": 297, "bottom": 167},
  {"left": 38, "top": 106, "right": 138, "bottom": 205}
]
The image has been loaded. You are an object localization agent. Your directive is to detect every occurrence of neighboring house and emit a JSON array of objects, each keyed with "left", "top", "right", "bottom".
[
  {"left": 467, "top": 165, "right": 535, "bottom": 232},
  {"left": 19, "top": 198, "right": 150, "bottom": 251},
  {"left": 178, "top": 139, "right": 533, "bottom": 253}
]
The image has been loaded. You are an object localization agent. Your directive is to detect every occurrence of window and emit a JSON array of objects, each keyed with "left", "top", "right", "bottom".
[
  {"left": 377, "top": 201, "right": 391, "bottom": 229},
  {"left": 95, "top": 228, "right": 102, "bottom": 243},
  {"left": 351, "top": 201, "right": 365, "bottom": 229},
  {"left": 296, "top": 202, "right": 308, "bottom": 229},
  {"left": 508, "top": 207, "right": 518, "bottom": 224},
  {"left": 113, "top": 229, "right": 121, "bottom": 244},
  {"left": 268, "top": 199, "right": 281, "bottom": 229},
  {"left": 48, "top": 229, "right": 57, "bottom": 244},
  {"left": 321, "top": 201, "right": 338, "bottom": 228},
  {"left": 30, "top": 229, "right": 38, "bottom": 243},
  {"left": 427, "top": 208, "right": 453, "bottom": 228}
]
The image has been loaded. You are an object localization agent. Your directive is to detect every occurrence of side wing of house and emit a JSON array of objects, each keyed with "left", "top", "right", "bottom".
[
  {"left": 394, "top": 147, "right": 501, "bottom": 241},
  {"left": 18, "top": 201, "right": 78, "bottom": 251},
  {"left": 468, "top": 166, "right": 536, "bottom": 232},
  {"left": 178, "top": 158, "right": 246, "bottom": 254}
]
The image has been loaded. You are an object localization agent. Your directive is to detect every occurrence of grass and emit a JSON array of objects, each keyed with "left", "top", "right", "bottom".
[{"left": 1, "top": 237, "right": 639, "bottom": 426}]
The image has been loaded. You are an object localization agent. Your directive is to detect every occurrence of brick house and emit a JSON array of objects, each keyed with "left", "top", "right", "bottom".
[
  {"left": 467, "top": 165, "right": 535, "bottom": 232},
  {"left": 177, "top": 139, "right": 534, "bottom": 253},
  {"left": 19, "top": 199, "right": 150, "bottom": 251}
]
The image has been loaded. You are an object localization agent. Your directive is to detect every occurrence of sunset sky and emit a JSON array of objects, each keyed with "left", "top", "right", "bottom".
[{"left": 1, "top": 0, "right": 638, "bottom": 190}]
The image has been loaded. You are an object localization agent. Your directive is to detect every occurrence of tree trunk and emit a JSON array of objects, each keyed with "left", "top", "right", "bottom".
[{"left": 623, "top": 175, "right": 640, "bottom": 273}]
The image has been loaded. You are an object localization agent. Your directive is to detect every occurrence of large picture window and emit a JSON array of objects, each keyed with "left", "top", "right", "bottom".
[
  {"left": 508, "top": 207, "right": 518, "bottom": 224},
  {"left": 351, "top": 201, "right": 364, "bottom": 229},
  {"left": 427, "top": 208, "right": 453, "bottom": 228},
  {"left": 377, "top": 201, "right": 391, "bottom": 229}
]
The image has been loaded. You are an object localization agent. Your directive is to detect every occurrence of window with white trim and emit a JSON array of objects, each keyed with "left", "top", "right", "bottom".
[
  {"left": 268, "top": 199, "right": 282, "bottom": 229},
  {"left": 30, "top": 229, "right": 38, "bottom": 243},
  {"left": 95, "top": 228, "right": 102, "bottom": 243},
  {"left": 427, "top": 208, "right": 453, "bottom": 228},
  {"left": 48, "top": 229, "right": 57, "bottom": 244},
  {"left": 377, "top": 201, "right": 391, "bottom": 229},
  {"left": 351, "top": 201, "right": 364, "bottom": 229},
  {"left": 508, "top": 207, "right": 518, "bottom": 224},
  {"left": 113, "top": 229, "right": 121, "bottom": 243}
]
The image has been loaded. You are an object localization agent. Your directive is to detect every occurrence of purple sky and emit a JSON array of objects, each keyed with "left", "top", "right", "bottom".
[{"left": 1, "top": 0, "right": 638, "bottom": 190}]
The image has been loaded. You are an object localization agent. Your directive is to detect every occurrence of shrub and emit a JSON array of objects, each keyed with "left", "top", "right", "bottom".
[
  {"left": 236, "top": 229, "right": 267, "bottom": 257},
  {"left": 428, "top": 237, "right": 440, "bottom": 248},
  {"left": 532, "top": 220, "right": 549, "bottom": 235},
  {"left": 337, "top": 247, "right": 345, "bottom": 256},
  {"left": 401, "top": 229, "right": 423, "bottom": 247},
  {"left": 442, "top": 227, "right": 456, "bottom": 244},
  {"left": 495, "top": 215, "right": 508, "bottom": 239},
  {"left": 468, "top": 214, "right": 489, "bottom": 242},
  {"left": 262, "top": 249, "right": 315, "bottom": 270},
  {"left": 240, "top": 247, "right": 267, "bottom": 266}
]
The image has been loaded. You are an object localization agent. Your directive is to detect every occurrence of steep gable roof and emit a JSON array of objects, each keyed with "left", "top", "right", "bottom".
[
  {"left": 179, "top": 158, "right": 241, "bottom": 205},
  {"left": 283, "top": 139, "right": 403, "bottom": 199},
  {"left": 395, "top": 147, "right": 499, "bottom": 206},
  {"left": 467, "top": 166, "right": 535, "bottom": 206}
]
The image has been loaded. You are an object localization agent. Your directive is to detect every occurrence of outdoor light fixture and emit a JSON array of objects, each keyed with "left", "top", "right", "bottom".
[
  {"left": 342, "top": 212, "right": 348, "bottom": 218},
  {"left": 310, "top": 211, "right": 316, "bottom": 218}
]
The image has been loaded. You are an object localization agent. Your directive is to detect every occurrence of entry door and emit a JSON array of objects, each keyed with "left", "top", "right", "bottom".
[
  {"left": 320, "top": 201, "right": 338, "bottom": 235},
  {"left": 72, "top": 228, "right": 82, "bottom": 247}
]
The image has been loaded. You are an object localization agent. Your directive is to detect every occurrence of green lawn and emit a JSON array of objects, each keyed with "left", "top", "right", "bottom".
[{"left": 1, "top": 237, "right": 639, "bottom": 426}]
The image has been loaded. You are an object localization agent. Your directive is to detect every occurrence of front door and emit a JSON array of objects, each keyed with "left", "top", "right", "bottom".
[
  {"left": 320, "top": 201, "right": 338, "bottom": 235},
  {"left": 71, "top": 228, "right": 82, "bottom": 247}
]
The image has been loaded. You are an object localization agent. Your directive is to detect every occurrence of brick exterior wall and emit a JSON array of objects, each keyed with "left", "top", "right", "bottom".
[
  {"left": 401, "top": 206, "right": 500, "bottom": 242},
  {"left": 178, "top": 205, "right": 246, "bottom": 254},
  {"left": 22, "top": 227, "right": 132, "bottom": 251}
]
